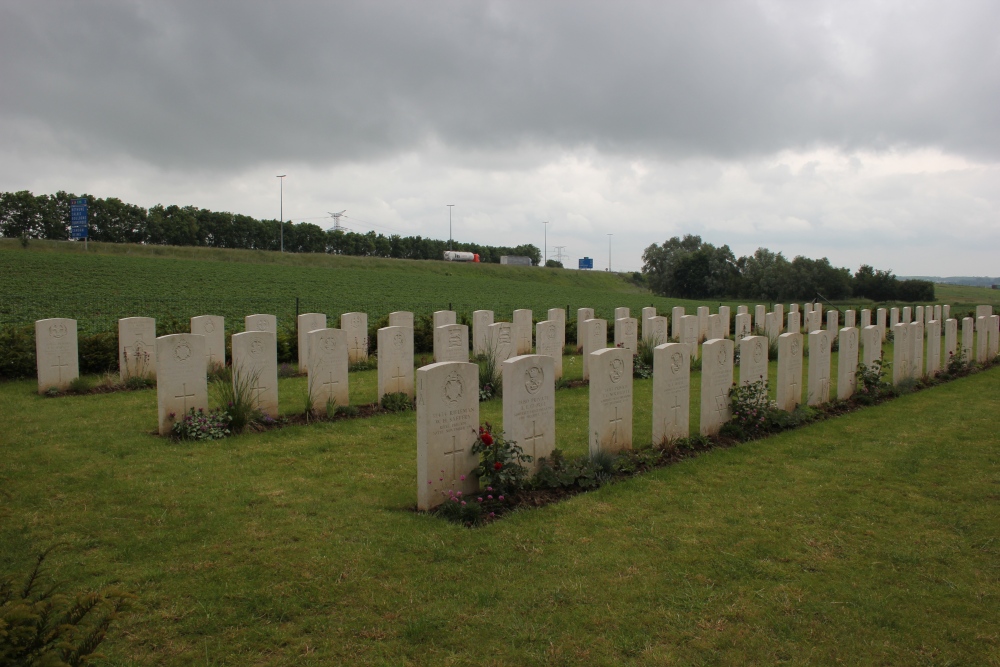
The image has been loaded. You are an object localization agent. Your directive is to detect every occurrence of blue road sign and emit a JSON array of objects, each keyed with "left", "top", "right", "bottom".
[
  {"left": 578, "top": 257, "right": 594, "bottom": 270},
  {"left": 70, "top": 198, "right": 88, "bottom": 239}
]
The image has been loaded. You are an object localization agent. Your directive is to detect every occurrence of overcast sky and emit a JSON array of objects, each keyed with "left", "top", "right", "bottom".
[{"left": 2, "top": 1, "right": 998, "bottom": 275}]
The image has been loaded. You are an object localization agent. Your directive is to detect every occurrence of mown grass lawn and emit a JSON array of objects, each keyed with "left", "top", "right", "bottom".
[{"left": 2, "top": 354, "right": 998, "bottom": 665}]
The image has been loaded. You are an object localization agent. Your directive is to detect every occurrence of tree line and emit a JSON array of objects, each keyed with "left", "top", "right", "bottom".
[
  {"left": 642, "top": 235, "right": 934, "bottom": 302},
  {"left": 0, "top": 190, "right": 541, "bottom": 264}
]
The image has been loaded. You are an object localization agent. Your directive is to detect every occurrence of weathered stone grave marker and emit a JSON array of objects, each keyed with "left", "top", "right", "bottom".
[
  {"left": 700, "top": 339, "right": 734, "bottom": 436},
  {"left": 191, "top": 315, "right": 225, "bottom": 371},
  {"left": 653, "top": 343, "right": 690, "bottom": 443},
  {"left": 377, "top": 325, "right": 414, "bottom": 399},
  {"left": 119, "top": 316, "right": 157, "bottom": 381},
  {"left": 589, "top": 347, "right": 633, "bottom": 455},
  {"left": 35, "top": 318, "right": 79, "bottom": 394},
  {"left": 155, "top": 333, "right": 207, "bottom": 435},
  {"left": 232, "top": 330, "right": 279, "bottom": 417},
  {"left": 307, "top": 328, "right": 348, "bottom": 411},
  {"left": 503, "top": 354, "right": 555, "bottom": 472}
]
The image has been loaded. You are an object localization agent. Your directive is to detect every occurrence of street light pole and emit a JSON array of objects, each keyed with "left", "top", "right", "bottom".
[
  {"left": 542, "top": 221, "right": 548, "bottom": 265},
  {"left": 277, "top": 174, "right": 286, "bottom": 252},
  {"left": 447, "top": 205, "right": 454, "bottom": 250},
  {"left": 607, "top": 233, "right": 613, "bottom": 272}
]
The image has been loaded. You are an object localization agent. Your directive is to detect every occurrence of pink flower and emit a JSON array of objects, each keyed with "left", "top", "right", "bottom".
[
  {"left": 478, "top": 497, "right": 483, "bottom": 502},
  {"left": 499, "top": 495, "right": 504, "bottom": 501},
  {"left": 460, "top": 474, "right": 466, "bottom": 481},
  {"left": 487, "top": 495, "right": 493, "bottom": 500},
  {"left": 461, "top": 501, "right": 466, "bottom": 506}
]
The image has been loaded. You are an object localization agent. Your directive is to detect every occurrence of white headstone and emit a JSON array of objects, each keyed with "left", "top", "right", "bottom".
[
  {"left": 926, "top": 320, "right": 941, "bottom": 376},
  {"left": 789, "top": 303, "right": 799, "bottom": 314},
  {"left": 976, "top": 305, "right": 993, "bottom": 319},
  {"left": 119, "top": 316, "right": 157, "bottom": 381},
  {"left": 976, "top": 316, "right": 988, "bottom": 363},
  {"left": 388, "top": 311, "right": 414, "bottom": 328},
  {"left": 942, "top": 305, "right": 950, "bottom": 321},
  {"left": 805, "top": 309, "right": 822, "bottom": 334},
  {"left": 652, "top": 343, "right": 690, "bottom": 443},
  {"left": 739, "top": 335, "right": 768, "bottom": 387},
  {"left": 700, "top": 339, "right": 734, "bottom": 436},
  {"left": 341, "top": 312, "right": 369, "bottom": 363},
  {"left": 588, "top": 347, "right": 633, "bottom": 455},
  {"left": 472, "top": 310, "right": 494, "bottom": 356},
  {"left": 646, "top": 316, "right": 669, "bottom": 345},
  {"left": 307, "top": 328, "right": 348, "bottom": 411},
  {"left": 547, "top": 308, "right": 566, "bottom": 351},
  {"left": 837, "top": 327, "right": 859, "bottom": 400},
  {"left": 944, "top": 318, "right": 958, "bottom": 365},
  {"left": 845, "top": 310, "right": 856, "bottom": 329},
  {"left": 826, "top": 310, "right": 839, "bottom": 341},
  {"left": 488, "top": 322, "right": 516, "bottom": 369},
  {"left": 718, "top": 305, "right": 731, "bottom": 337},
  {"left": 679, "top": 315, "right": 700, "bottom": 359},
  {"left": 615, "top": 307, "right": 630, "bottom": 321},
  {"left": 191, "top": 315, "right": 225, "bottom": 372},
  {"left": 245, "top": 314, "right": 276, "bottom": 334},
  {"left": 434, "top": 324, "right": 470, "bottom": 363},
  {"left": 576, "top": 308, "right": 595, "bottom": 351},
  {"left": 889, "top": 308, "right": 899, "bottom": 330},
  {"left": 535, "top": 320, "right": 563, "bottom": 379},
  {"left": 988, "top": 315, "right": 1000, "bottom": 359},
  {"left": 641, "top": 307, "right": 657, "bottom": 340},
  {"left": 502, "top": 354, "right": 555, "bottom": 472},
  {"left": 772, "top": 304, "right": 783, "bottom": 333},
  {"left": 735, "top": 312, "right": 752, "bottom": 340},
  {"left": 433, "top": 310, "right": 456, "bottom": 328},
  {"left": 764, "top": 312, "right": 778, "bottom": 342},
  {"left": 961, "top": 317, "right": 974, "bottom": 362},
  {"left": 914, "top": 306, "right": 924, "bottom": 325},
  {"left": 671, "top": 306, "right": 685, "bottom": 341},
  {"left": 737, "top": 305, "right": 749, "bottom": 315},
  {"left": 877, "top": 308, "right": 887, "bottom": 341},
  {"left": 35, "top": 318, "right": 79, "bottom": 394},
  {"left": 909, "top": 321, "right": 924, "bottom": 378},
  {"left": 512, "top": 309, "right": 533, "bottom": 355},
  {"left": 615, "top": 317, "right": 638, "bottom": 355},
  {"left": 892, "top": 323, "right": 911, "bottom": 385},
  {"left": 155, "top": 334, "right": 207, "bottom": 435},
  {"left": 807, "top": 330, "right": 831, "bottom": 405},
  {"left": 416, "top": 361, "right": 479, "bottom": 511},
  {"left": 776, "top": 332, "right": 803, "bottom": 412},
  {"left": 902, "top": 306, "right": 911, "bottom": 324},
  {"left": 231, "top": 331, "right": 279, "bottom": 417},
  {"left": 933, "top": 305, "right": 942, "bottom": 322},
  {"left": 860, "top": 309, "right": 871, "bottom": 329},
  {"left": 924, "top": 306, "right": 933, "bottom": 326},
  {"left": 297, "top": 313, "right": 326, "bottom": 372},
  {"left": 862, "top": 325, "right": 881, "bottom": 369},
  {"left": 708, "top": 314, "right": 725, "bottom": 342},
  {"left": 581, "top": 318, "right": 608, "bottom": 381},
  {"left": 754, "top": 305, "right": 766, "bottom": 332},
  {"left": 697, "top": 306, "right": 710, "bottom": 342},
  {"left": 787, "top": 310, "right": 801, "bottom": 334},
  {"left": 377, "top": 326, "right": 414, "bottom": 399}
]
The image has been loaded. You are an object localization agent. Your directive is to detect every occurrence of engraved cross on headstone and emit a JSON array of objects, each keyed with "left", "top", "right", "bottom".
[
  {"left": 391, "top": 365, "right": 407, "bottom": 393},
  {"left": 441, "top": 434, "right": 465, "bottom": 484},
  {"left": 251, "top": 378, "right": 268, "bottom": 408},
  {"left": 669, "top": 393, "right": 683, "bottom": 427},
  {"left": 349, "top": 337, "right": 366, "bottom": 358},
  {"left": 609, "top": 406, "right": 623, "bottom": 445},
  {"left": 175, "top": 383, "right": 196, "bottom": 413},
  {"left": 522, "top": 420, "right": 545, "bottom": 459},
  {"left": 52, "top": 356, "right": 70, "bottom": 382},
  {"left": 321, "top": 369, "right": 339, "bottom": 395},
  {"left": 714, "top": 393, "right": 728, "bottom": 422}
]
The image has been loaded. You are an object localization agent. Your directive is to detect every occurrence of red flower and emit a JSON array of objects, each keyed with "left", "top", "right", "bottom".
[
  {"left": 493, "top": 461, "right": 503, "bottom": 471},
  {"left": 481, "top": 433, "right": 494, "bottom": 445}
]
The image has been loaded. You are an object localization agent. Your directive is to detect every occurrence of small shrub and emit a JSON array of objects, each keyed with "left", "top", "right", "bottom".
[
  {"left": 349, "top": 355, "right": 379, "bottom": 372},
  {"left": 68, "top": 375, "right": 93, "bottom": 394},
  {"left": 335, "top": 404, "right": 359, "bottom": 418},
  {"left": 722, "top": 379, "right": 780, "bottom": 441},
  {"left": 0, "top": 325, "right": 35, "bottom": 379},
  {"left": 212, "top": 365, "right": 263, "bottom": 434},
  {"left": 855, "top": 359, "right": 892, "bottom": 404},
  {"left": 171, "top": 407, "right": 231, "bottom": 441},
  {"left": 0, "top": 546, "right": 131, "bottom": 666},
  {"left": 380, "top": 392, "right": 412, "bottom": 412},
  {"left": 472, "top": 423, "right": 532, "bottom": 495},
  {"left": 530, "top": 449, "right": 602, "bottom": 490},
  {"left": 476, "top": 342, "right": 503, "bottom": 401},
  {"left": 119, "top": 346, "right": 154, "bottom": 388}
]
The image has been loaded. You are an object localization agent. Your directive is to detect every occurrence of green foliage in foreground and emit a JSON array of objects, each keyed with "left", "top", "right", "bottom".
[{"left": 1, "top": 364, "right": 998, "bottom": 664}]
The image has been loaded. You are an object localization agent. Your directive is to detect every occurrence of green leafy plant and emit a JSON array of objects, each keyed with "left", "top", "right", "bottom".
[
  {"left": 0, "top": 546, "right": 131, "bottom": 666},
  {"left": 380, "top": 391, "right": 412, "bottom": 412},
  {"left": 212, "top": 365, "right": 263, "bottom": 434},
  {"left": 471, "top": 423, "right": 532, "bottom": 495},
  {"left": 170, "top": 407, "right": 231, "bottom": 441},
  {"left": 335, "top": 404, "right": 359, "bottom": 418},
  {"left": 722, "top": 379, "right": 779, "bottom": 441},
  {"left": 119, "top": 347, "right": 154, "bottom": 390},
  {"left": 531, "top": 449, "right": 603, "bottom": 490},
  {"left": 67, "top": 376, "right": 92, "bottom": 394},
  {"left": 855, "top": 359, "right": 892, "bottom": 404},
  {"left": 349, "top": 355, "right": 379, "bottom": 372},
  {"left": 475, "top": 341, "right": 503, "bottom": 401}
]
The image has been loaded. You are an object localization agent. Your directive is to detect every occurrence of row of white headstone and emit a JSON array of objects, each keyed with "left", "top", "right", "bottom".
[{"left": 416, "top": 305, "right": 1000, "bottom": 509}]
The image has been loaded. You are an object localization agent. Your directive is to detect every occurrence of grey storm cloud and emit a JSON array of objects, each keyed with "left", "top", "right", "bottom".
[{"left": 3, "top": 0, "right": 999, "bottom": 170}]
